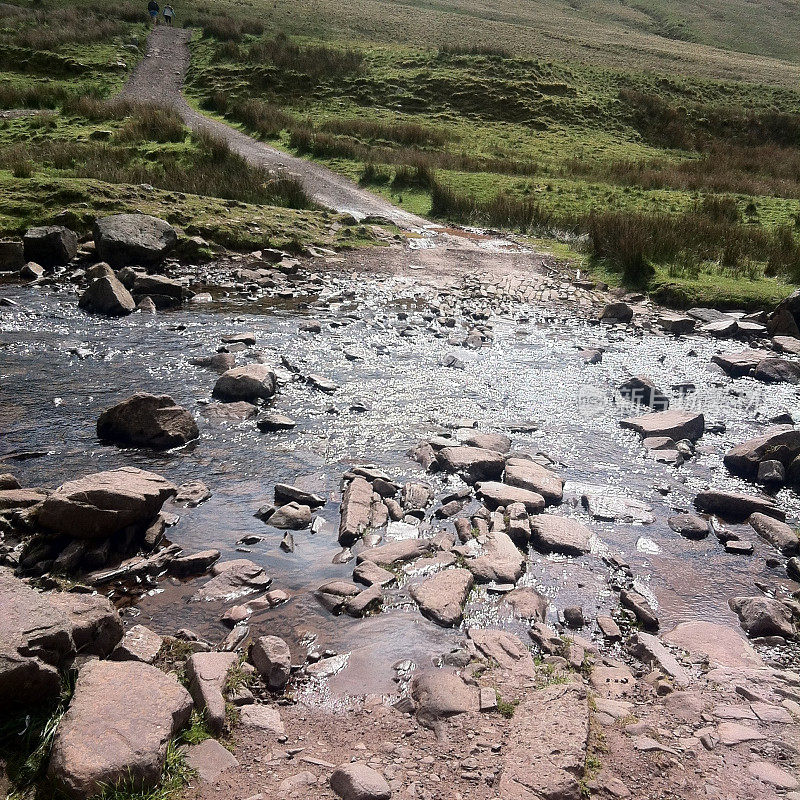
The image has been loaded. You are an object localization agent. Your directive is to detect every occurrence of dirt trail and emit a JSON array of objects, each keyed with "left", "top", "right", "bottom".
[{"left": 120, "top": 26, "right": 430, "bottom": 229}]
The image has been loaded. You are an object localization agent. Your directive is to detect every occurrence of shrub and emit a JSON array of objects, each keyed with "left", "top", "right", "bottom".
[{"left": 115, "top": 106, "right": 185, "bottom": 143}]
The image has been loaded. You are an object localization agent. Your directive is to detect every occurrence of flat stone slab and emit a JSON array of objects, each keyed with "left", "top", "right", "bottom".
[
  {"left": 530, "top": 514, "right": 592, "bottom": 555},
  {"left": 663, "top": 621, "right": 762, "bottom": 669},
  {"left": 620, "top": 410, "right": 704, "bottom": 442},
  {"left": 717, "top": 721, "right": 765, "bottom": 746},
  {"left": 111, "top": 624, "right": 163, "bottom": 664},
  {"left": 356, "top": 538, "right": 432, "bottom": 566},
  {"left": 409, "top": 568, "right": 473, "bottom": 627},
  {"left": 238, "top": 704, "right": 285, "bottom": 734}
]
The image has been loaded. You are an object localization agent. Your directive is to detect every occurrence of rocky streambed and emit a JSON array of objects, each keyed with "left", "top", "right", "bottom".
[{"left": 1, "top": 217, "right": 799, "bottom": 800}]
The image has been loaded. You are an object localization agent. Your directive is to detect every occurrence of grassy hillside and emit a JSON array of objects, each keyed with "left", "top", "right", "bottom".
[{"left": 1, "top": 0, "right": 800, "bottom": 304}]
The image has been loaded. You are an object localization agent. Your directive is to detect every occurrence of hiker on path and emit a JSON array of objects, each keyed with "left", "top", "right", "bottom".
[
  {"left": 163, "top": 4, "right": 175, "bottom": 24},
  {"left": 147, "top": 0, "right": 160, "bottom": 25}
]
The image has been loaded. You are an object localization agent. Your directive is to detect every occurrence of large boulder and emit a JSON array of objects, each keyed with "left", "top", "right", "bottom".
[
  {"left": 728, "top": 596, "right": 795, "bottom": 639},
  {"left": 723, "top": 429, "right": 800, "bottom": 478},
  {"left": 619, "top": 410, "right": 704, "bottom": 442},
  {"left": 410, "top": 669, "right": 479, "bottom": 729},
  {"left": 48, "top": 660, "right": 192, "bottom": 799},
  {"left": 96, "top": 393, "right": 199, "bottom": 450},
  {"left": 38, "top": 468, "right": 177, "bottom": 539},
  {"left": 0, "top": 570, "right": 75, "bottom": 712},
  {"left": 23, "top": 225, "right": 78, "bottom": 267},
  {"left": 131, "top": 275, "right": 186, "bottom": 308},
  {"left": 409, "top": 568, "right": 473, "bottom": 627},
  {"left": 93, "top": 214, "right": 177, "bottom": 266},
  {"left": 192, "top": 559, "right": 271, "bottom": 602},
  {"left": 694, "top": 490, "right": 782, "bottom": 522},
  {"left": 466, "top": 530, "right": 525, "bottom": 584},
  {"left": 436, "top": 446, "right": 505, "bottom": 484},
  {"left": 212, "top": 365, "right": 276, "bottom": 402},
  {"left": 504, "top": 458, "right": 563, "bottom": 505},
  {"left": 78, "top": 275, "right": 136, "bottom": 316},
  {"left": 0, "top": 238, "right": 24, "bottom": 271}
]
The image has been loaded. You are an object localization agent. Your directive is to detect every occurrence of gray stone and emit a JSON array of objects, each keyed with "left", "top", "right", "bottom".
[
  {"left": 93, "top": 214, "right": 177, "bottom": 266},
  {"left": 667, "top": 513, "right": 708, "bottom": 539},
  {"left": 728, "top": 596, "right": 794, "bottom": 639},
  {"left": 257, "top": 413, "right": 296, "bottom": 432},
  {"left": 268, "top": 501, "right": 311, "bottom": 530},
  {"left": 193, "top": 559, "right": 271, "bottom": 602},
  {"left": 754, "top": 357, "right": 800, "bottom": 384},
  {"left": 23, "top": 225, "right": 77, "bottom": 266},
  {"left": 600, "top": 302, "right": 633, "bottom": 323},
  {"left": 618, "top": 376, "right": 669, "bottom": 410},
  {"left": 724, "top": 429, "right": 800, "bottom": 479},
  {"left": 757, "top": 459, "right": 786, "bottom": 485},
  {"left": 213, "top": 365, "right": 276, "bottom": 402},
  {"left": 694, "top": 490, "right": 783, "bottom": 522},
  {"left": 621, "top": 589, "right": 659, "bottom": 630},
  {"left": 168, "top": 549, "right": 221, "bottom": 576},
  {"left": 78, "top": 275, "right": 136, "bottom": 316}
]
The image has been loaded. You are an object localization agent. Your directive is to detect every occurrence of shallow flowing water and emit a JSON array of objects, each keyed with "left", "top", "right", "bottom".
[{"left": 1, "top": 271, "right": 798, "bottom": 695}]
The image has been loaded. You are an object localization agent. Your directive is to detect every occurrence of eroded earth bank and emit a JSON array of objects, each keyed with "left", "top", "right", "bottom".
[{"left": 1, "top": 215, "right": 800, "bottom": 800}]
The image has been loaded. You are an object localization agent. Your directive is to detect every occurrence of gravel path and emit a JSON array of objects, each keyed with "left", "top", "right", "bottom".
[{"left": 119, "top": 26, "right": 430, "bottom": 228}]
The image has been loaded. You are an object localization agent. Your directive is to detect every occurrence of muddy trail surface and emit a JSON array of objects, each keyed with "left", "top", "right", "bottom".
[{"left": 119, "top": 26, "right": 430, "bottom": 228}]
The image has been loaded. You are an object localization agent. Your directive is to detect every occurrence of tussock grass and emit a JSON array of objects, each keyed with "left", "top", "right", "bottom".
[
  {"left": 204, "top": 93, "right": 293, "bottom": 138},
  {"left": 247, "top": 34, "right": 363, "bottom": 80}
]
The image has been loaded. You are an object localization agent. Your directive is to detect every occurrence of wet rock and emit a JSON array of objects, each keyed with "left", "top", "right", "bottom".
[
  {"left": 256, "top": 412, "right": 296, "bottom": 431},
  {"left": 343, "top": 583, "right": 382, "bottom": 617},
  {"left": 0, "top": 570, "right": 75, "bottom": 711},
  {"left": 504, "top": 458, "right": 563, "bottom": 504},
  {"left": 600, "top": 302, "right": 633, "bottom": 323},
  {"left": 502, "top": 586, "right": 548, "bottom": 621},
  {"left": 597, "top": 616, "right": 622, "bottom": 641},
  {"left": 315, "top": 580, "right": 361, "bottom": 613},
  {"left": 78, "top": 275, "right": 136, "bottom": 316},
  {"left": 0, "top": 487, "right": 49, "bottom": 509},
  {"left": 356, "top": 538, "right": 432, "bottom": 566},
  {"left": 410, "top": 669, "right": 479, "bottom": 729},
  {"left": 725, "top": 539, "right": 754, "bottom": 555},
  {"left": 137, "top": 296, "right": 156, "bottom": 314},
  {"left": 21, "top": 261, "right": 44, "bottom": 280},
  {"left": 168, "top": 549, "right": 221, "bottom": 576},
  {"left": 49, "top": 592, "right": 123, "bottom": 658},
  {"left": 457, "top": 429, "right": 511, "bottom": 453},
  {"left": 402, "top": 482, "right": 432, "bottom": 510},
  {"left": 185, "top": 740, "right": 238, "bottom": 784},
  {"left": 436, "top": 445, "right": 505, "bottom": 483},
  {"left": 47, "top": 660, "right": 192, "bottom": 799},
  {"left": 268, "top": 502, "right": 311, "bottom": 530},
  {"left": 111, "top": 624, "right": 163, "bottom": 664},
  {"left": 530, "top": 514, "right": 591, "bottom": 555},
  {"left": 477, "top": 480, "right": 545, "bottom": 512},
  {"left": 667, "top": 513, "right": 708, "bottom": 539},
  {"left": 410, "top": 568, "right": 474, "bottom": 627},
  {"left": 724, "top": 428, "right": 800, "bottom": 479},
  {"left": 330, "top": 763, "right": 391, "bottom": 800},
  {"left": 620, "top": 589, "right": 659, "bottom": 630},
  {"left": 753, "top": 357, "right": 800, "bottom": 384},
  {"left": 353, "top": 560, "right": 395, "bottom": 587},
  {"left": 748, "top": 512, "right": 798, "bottom": 555},
  {"left": 409, "top": 441, "right": 438, "bottom": 470},
  {"left": 221, "top": 332, "right": 255, "bottom": 346},
  {"left": 339, "top": 476, "right": 373, "bottom": 546},
  {"left": 0, "top": 473, "right": 20, "bottom": 490},
  {"left": 620, "top": 409, "right": 704, "bottom": 442},
  {"left": 201, "top": 401, "right": 257, "bottom": 421},
  {"left": 23, "top": 225, "right": 77, "bottom": 266},
  {"left": 174, "top": 481, "right": 211, "bottom": 507},
  {"left": 86, "top": 262, "right": 115, "bottom": 283},
  {"left": 193, "top": 559, "right": 271, "bottom": 602},
  {"left": 728, "top": 596, "right": 795, "bottom": 639},
  {"left": 564, "top": 606, "right": 585, "bottom": 628},
  {"left": 97, "top": 393, "right": 198, "bottom": 450},
  {"left": 250, "top": 635, "right": 291, "bottom": 690},
  {"left": 618, "top": 376, "right": 669, "bottom": 410},
  {"left": 190, "top": 352, "right": 236, "bottom": 373},
  {"left": 307, "top": 373, "right": 338, "bottom": 393},
  {"left": 499, "top": 682, "right": 589, "bottom": 800},
  {"left": 212, "top": 365, "right": 276, "bottom": 402},
  {"left": 757, "top": 458, "right": 786, "bottom": 485},
  {"left": 186, "top": 652, "right": 237, "bottom": 734},
  {"left": 39, "top": 467, "right": 177, "bottom": 539},
  {"left": 93, "top": 214, "right": 177, "bottom": 266},
  {"left": 694, "top": 490, "right": 783, "bottom": 522}
]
